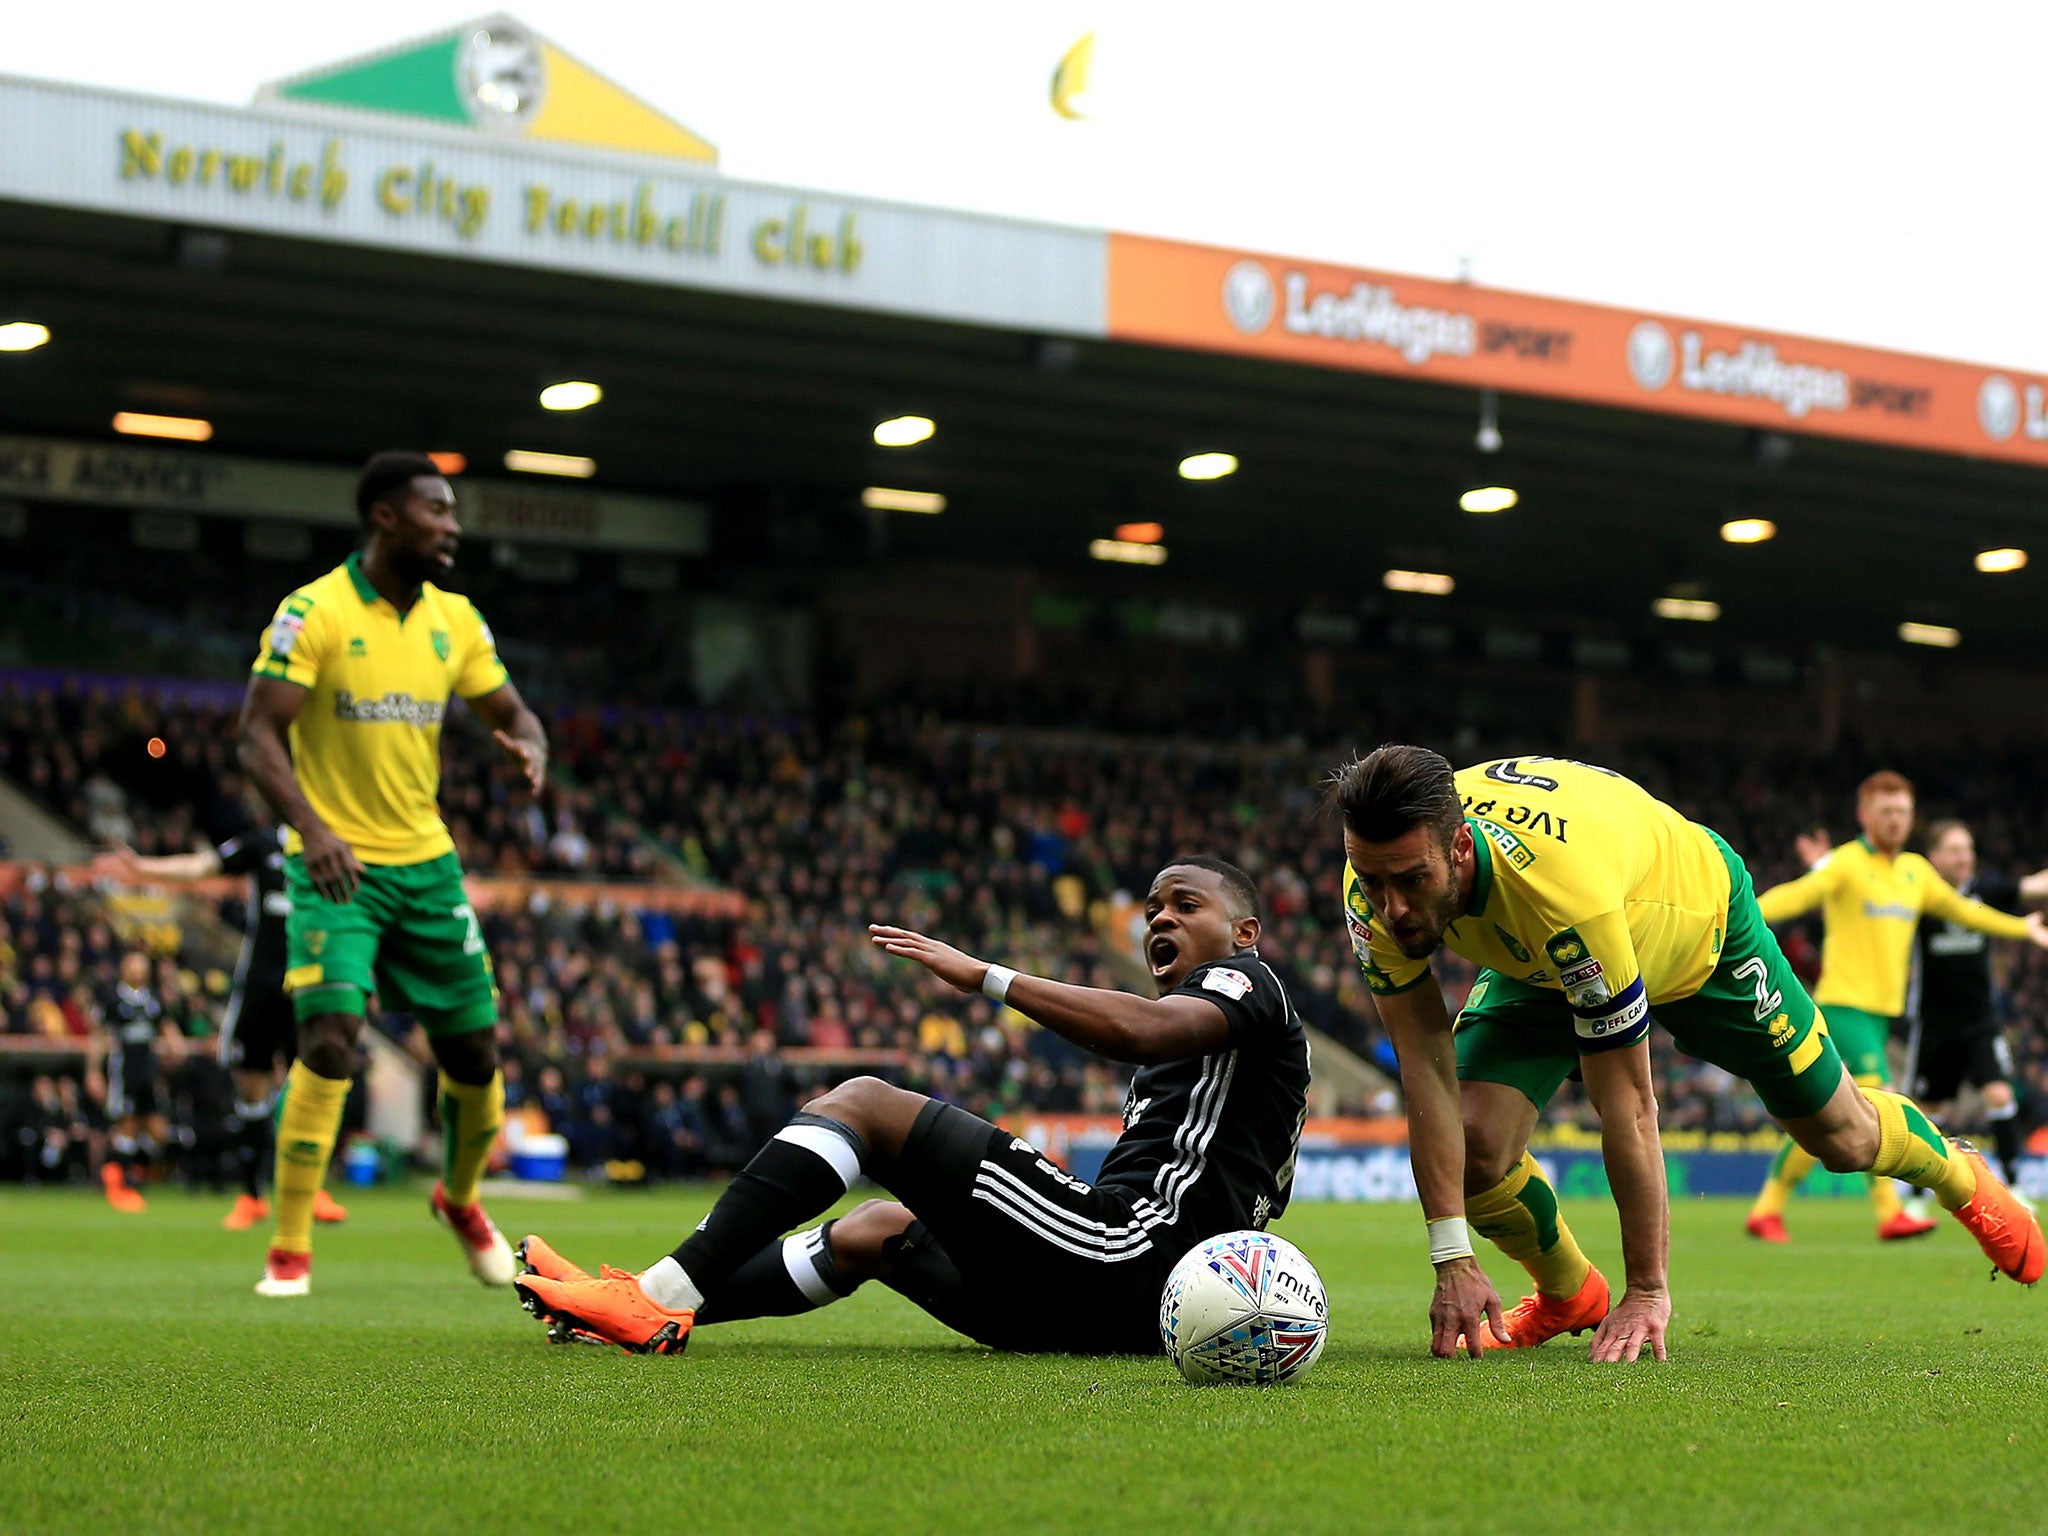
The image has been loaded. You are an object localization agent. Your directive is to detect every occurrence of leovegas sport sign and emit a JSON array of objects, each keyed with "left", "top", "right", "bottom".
[{"left": 1107, "top": 233, "right": 2048, "bottom": 466}]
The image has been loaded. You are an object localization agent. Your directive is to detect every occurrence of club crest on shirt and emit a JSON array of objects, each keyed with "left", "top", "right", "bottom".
[
  {"left": 432, "top": 629, "right": 451, "bottom": 661},
  {"left": 1492, "top": 924, "right": 1532, "bottom": 963},
  {"left": 1200, "top": 967, "right": 1253, "bottom": 1001}
]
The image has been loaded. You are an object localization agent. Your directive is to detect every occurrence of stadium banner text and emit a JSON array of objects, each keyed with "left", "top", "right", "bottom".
[
  {"left": 0, "top": 433, "right": 709, "bottom": 553},
  {"left": 1107, "top": 233, "right": 2048, "bottom": 467},
  {"left": 0, "top": 76, "right": 1105, "bottom": 336},
  {"left": 1004, "top": 1114, "right": 2048, "bottom": 1202}
]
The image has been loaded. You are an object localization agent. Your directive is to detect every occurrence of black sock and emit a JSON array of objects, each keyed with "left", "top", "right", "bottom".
[
  {"left": 671, "top": 1112, "right": 868, "bottom": 1291},
  {"left": 1989, "top": 1107, "right": 2024, "bottom": 1186},
  {"left": 235, "top": 1102, "right": 274, "bottom": 1199},
  {"left": 879, "top": 1220, "right": 986, "bottom": 1342},
  {"left": 695, "top": 1221, "right": 859, "bottom": 1325}
]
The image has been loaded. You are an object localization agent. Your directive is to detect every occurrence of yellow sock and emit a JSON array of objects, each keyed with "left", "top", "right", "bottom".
[
  {"left": 272, "top": 1061, "right": 350, "bottom": 1255},
  {"left": 1861, "top": 1087, "right": 1976, "bottom": 1210},
  {"left": 1466, "top": 1152, "right": 1592, "bottom": 1299},
  {"left": 439, "top": 1071, "right": 504, "bottom": 1208},
  {"left": 1868, "top": 1173, "right": 1903, "bottom": 1223},
  {"left": 1750, "top": 1137, "right": 1817, "bottom": 1220}
]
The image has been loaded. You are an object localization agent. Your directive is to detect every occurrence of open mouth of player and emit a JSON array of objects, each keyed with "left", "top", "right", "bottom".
[
  {"left": 433, "top": 541, "right": 459, "bottom": 568},
  {"left": 1147, "top": 932, "right": 1179, "bottom": 975}
]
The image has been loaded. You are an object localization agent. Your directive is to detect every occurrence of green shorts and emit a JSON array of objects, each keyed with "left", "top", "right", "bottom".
[
  {"left": 1815, "top": 1003, "right": 1891, "bottom": 1085},
  {"left": 283, "top": 851, "right": 496, "bottom": 1034},
  {"left": 1454, "top": 828, "right": 1846, "bottom": 1122}
]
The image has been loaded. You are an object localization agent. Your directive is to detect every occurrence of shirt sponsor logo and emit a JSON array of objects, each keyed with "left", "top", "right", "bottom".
[
  {"left": 268, "top": 612, "right": 304, "bottom": 656},
  {"left": 1560, "top": 958, "right": 1604, "bottom": 989},
  {"left": 1862, "top": 900, "right": 1917, "bottom": 921},
  {"left": 331, "top": 690, "right": 446, "bottom": 726},
  {"left": 1200, "top": 967, "right": 1253, "bottom": 1001}
]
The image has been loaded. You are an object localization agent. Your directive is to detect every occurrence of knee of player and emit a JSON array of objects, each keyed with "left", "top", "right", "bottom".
[
  {"left": 811, "top": 1074, "right": 894, "bottom": 1126},
  {"left": 1811, "top": 1125, "right": 1874, "bottom": 1173},
  {"left": 297, "top": 1013, "right": 363, "bottom": 1078},
  {"left": 1460, "top": 1122, "right": 1520, "bottom": 1192},
  {"left": 830, "top": 1199, "right": 916, "bottom": 1274}
]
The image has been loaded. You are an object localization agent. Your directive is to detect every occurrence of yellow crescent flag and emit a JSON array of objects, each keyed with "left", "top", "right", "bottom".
[{"left": 1051, "top": 31, "right": 1096, "bottom": 119}]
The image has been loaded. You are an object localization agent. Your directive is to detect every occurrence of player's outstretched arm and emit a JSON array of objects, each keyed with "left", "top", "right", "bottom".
[
  {"left": 1577, "top": 1041, "right": 1671, "bottom": 1363},
  {"left": 237, "top": 675, "right": 361, "bottom": 903},
  {"left": 2018, "top": 868, "right": 2048, "bottom": 908},
  {"left": 867, "top": 925, "right": 1229, "bottom": 1065},
  {"left": 90, "top": 844, "right": 221, "bottom": 884},
  {"left": 467, "top": 680, "right": 548, "bottom": 795},
  {"left": 1375, "top": 982, "right": 1508, "bottom": 1359},
  {"left": 1923, "top": 871, "right": 2041, "bottom": 945}
]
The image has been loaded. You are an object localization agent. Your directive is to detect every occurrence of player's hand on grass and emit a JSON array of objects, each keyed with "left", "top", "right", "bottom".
[
  {"left": 1794, "top": 829, "right": 1831, "bottom": 868},
  {"left": 1588, "top": 1287, "right": 1670, "bottom": 1363},
  {"left": 1430, "top": 1255, "right": 1507, "bottom": 1359},
  {"left": 2024, "top": 912, "right": 2048, "bottom": 952},
  {"left": 300, "top": 825, "right": 364, "bottom": 903},
  {"left": 868, "top": 925, "right": 987, "bottom": 993},
  {"left": 494, "top": 729, "right": 547, "bottom": 794}
]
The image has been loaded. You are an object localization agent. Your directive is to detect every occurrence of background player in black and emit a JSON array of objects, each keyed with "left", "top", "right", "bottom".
[
  {"left": 511, "top": 856, "right": 1312, "bottom": 1356},
  {"left": 1908, "top": 819, "right": 2048, "bottom": 1194},
  {"left": 98, "top": 823, "right": 349, "bottom": 1231},
  {"left": 98, "top": 949, "right": 169, "bottom": 1212}
]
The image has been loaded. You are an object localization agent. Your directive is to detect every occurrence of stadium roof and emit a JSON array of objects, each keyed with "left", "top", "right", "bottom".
[{"left": 0, "top": 69, "right": 2044, "bottom": 656}]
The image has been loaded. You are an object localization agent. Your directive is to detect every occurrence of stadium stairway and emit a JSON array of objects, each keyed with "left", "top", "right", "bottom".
[{"left": 0, "top": 771, "right": 89, "bottom": 862}]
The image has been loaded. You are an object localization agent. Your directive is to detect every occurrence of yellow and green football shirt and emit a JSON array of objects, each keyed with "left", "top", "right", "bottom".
[
  {"left": 1342, "top": 757, "right": 1732, "bottom": 1052},
  {"left": 251, "top": 552, "right": 510, "bottom": 865},
  {"left": 1755, "top": 838, "right": 2028, "bottom": 1017}
]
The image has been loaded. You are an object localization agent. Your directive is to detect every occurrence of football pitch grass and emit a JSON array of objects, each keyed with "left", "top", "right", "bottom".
[{"left": 6, "top": 1184, "right": 2045, "bottom": 1535}]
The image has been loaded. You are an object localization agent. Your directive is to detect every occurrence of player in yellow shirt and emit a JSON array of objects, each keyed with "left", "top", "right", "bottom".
[
  {"left": 1333, "top": 746, "right": 2043, "bottom": 1364},
  {"left": 238, "top": 451, "right": 549, "bottom": 1297},
  {"left": 1744, "top": 770, "right": 2039, "bottom": 1242}
]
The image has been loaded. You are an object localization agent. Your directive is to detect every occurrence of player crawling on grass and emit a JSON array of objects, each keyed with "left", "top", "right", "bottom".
[
  {"left": 513, "top": 857, "right": 1311, "bottom": 1356},
  {"left": 1333, "top": 747, "right": 2044, "bottom": 1364}
]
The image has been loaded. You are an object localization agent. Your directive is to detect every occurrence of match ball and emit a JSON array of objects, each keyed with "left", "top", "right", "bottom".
[{"left": 1158, "top": 1230, "right": 1328, "bottom": 1385}]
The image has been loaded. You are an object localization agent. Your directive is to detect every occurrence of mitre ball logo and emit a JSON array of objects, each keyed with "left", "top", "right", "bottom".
[{"left": 1221, "top": 259, "right": 1277, "bottom": 336}]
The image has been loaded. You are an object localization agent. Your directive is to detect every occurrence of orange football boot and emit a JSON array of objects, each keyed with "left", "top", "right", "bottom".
[
  {"left": 312, "top": 1188, "right": 349, "bottom": 1223},
  {"left": 102, "top": 1163, "right": 146, "bottom": 1213},
  {"left": 1878, "top": 1210, "right": 1938, "bottom": 1241},
  {"left": 1949, "top": 1143, "right": 2045, "bottom": 1284},
  {"left": 1472, "top": 1264, "right": 1611, "bottom": 1350},
  {"left": 1745, "top": 1212, "right": 1790, "bottom": 1243},
  {"left": 514, "top": 1269, "right": 694, "bottom": 1355},
  {"left": 222, "top": 1194, "right": 270, "bottom": 1230},
  {"left": 516, "top": 1233, "right": 591, "bottom": 1283}
]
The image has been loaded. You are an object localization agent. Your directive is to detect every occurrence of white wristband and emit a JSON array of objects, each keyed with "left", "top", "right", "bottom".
[
  {"left": 1427, "top": 1216, "right": 1475, "bottom": 1265},
  {"left": 981, "top": 964, "right": 1018, "bottom": 1003}
]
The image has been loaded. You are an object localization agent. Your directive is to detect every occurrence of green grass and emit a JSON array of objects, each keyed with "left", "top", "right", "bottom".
[{"left": 4, "top": 1184, "right": 2044, "bottom": 1535}]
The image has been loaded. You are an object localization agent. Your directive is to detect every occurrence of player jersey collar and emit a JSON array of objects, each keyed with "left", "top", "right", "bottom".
[
  {"left": 344, "top": 550, "right": 379, "bottom": 604},
  {"left": 1465, "top": 816, "right": 1495, "bottom": 916}
]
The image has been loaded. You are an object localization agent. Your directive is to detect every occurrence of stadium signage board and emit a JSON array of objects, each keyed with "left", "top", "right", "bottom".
[
  {"left": 1107, "top": 233, "right": 2048, "bottom": 468},
  {"left": 0, "top": 433, "right": 709, "bottom": 553},
  {"left": 0, "top": 75, "right": 1107, "bottom": 336}
]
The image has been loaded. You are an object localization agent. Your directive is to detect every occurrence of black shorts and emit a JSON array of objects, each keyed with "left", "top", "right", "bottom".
[
  {"left": 106, "top": 1055, "right": 158, "bottom": 1120},
  {"left": 218, "top": 983, "right": 295, "bottom": 1073},
  {"left": 885, "top": 1101, "right": 1177, "bottom": 1354},
  {"left": 1913, "top": 1022, "right": 2016, "bottom": 1103}
]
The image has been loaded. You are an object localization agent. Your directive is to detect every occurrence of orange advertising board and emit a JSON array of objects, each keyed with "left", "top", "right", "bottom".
[{"left": 1108, "top": 233, "right": 2048, "bottom": 466}]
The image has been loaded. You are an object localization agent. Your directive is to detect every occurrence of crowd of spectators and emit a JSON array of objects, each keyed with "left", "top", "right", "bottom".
[{"left": 5, "top": 670, "right": 2048, "bottom": 1186}]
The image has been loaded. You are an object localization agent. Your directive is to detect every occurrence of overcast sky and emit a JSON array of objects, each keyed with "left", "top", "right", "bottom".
[{"left": 12, "top": 2, "right": 2048, "bottom": 371}]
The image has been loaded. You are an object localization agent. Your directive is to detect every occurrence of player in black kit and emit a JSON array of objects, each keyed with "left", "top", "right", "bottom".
[
  {"left": 98, "top": 949, "right": 170, "bottom": 1212},
  {"left": 512, "top": 856, "right": 1313, "bottom": 1356},
  {"left": 98, "top": 824, "right": 347, "bottom": 1230},
  {"left": 1906, "top": 819, "right": 2048, "bottom": 1196}
]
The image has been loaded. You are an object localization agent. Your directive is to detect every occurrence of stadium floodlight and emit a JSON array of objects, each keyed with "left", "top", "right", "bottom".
[
  {"left": 504, "top": 449, "right": 596, "bottom": 478},
  {"left": 428, "top": 451, "right": 468, "bottom": 476},
  {"left": 112, "top": 411, "right": 212, "bottom": 442},
  {"left": 1719, "top": 518, "right": 1776, "bottom": 544},
  {"left": 539, "top": 380, "right": 603, "bottom": 411},
  {"left": 873, "top": 415, "right": 935, "bottom": 447},
  {"left": 1899, "top": 621, "right": 1961, "bottom": 648},
  {"left": 1654, "top": 596, "right": 1720, "bottom": 622},
  {"left": 0, "top": 321, "right": 50, "bottom": 352},
  {"left": 1090, "top": 538, "right": 1168, "bottom": 565},
  {"left": 1383, "top": 569, "right": 1453, "bottom": 596},
  {"left": 1459, "top": 486, "right": 1518, "bottom": 514},
  {"left": 1975, "top": 546, "right": 2027, "bottom": 573},
  {"left": 862, "top": 486, "right": 946, "bottom": 514},
  {"left": 1177, "top": 451, "right": 1237, "bottom": 481},
  {"left": 1113, "top": 521, "right": 1164, "bottom": 544}
]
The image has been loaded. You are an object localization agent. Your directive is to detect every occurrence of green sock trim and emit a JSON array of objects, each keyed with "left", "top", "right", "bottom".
[
  {"left": 439, "top": 1088, "right": 460, "bottom": 1189},
  {"left": 1901, "top": 1100, "right": 1947, "bottom": 1161},
  {"left": 1513, "top": 1166, "right": 1563, "bottom": 1253}
]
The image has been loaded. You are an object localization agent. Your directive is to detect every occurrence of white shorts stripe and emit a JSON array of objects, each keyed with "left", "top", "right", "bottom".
[
  {"left": 968, "top": 1182, "right": 1157, "bottom": 1263},
  {"left": 973, "top": 1162, "right": 1162, "bottom": 1246}
]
